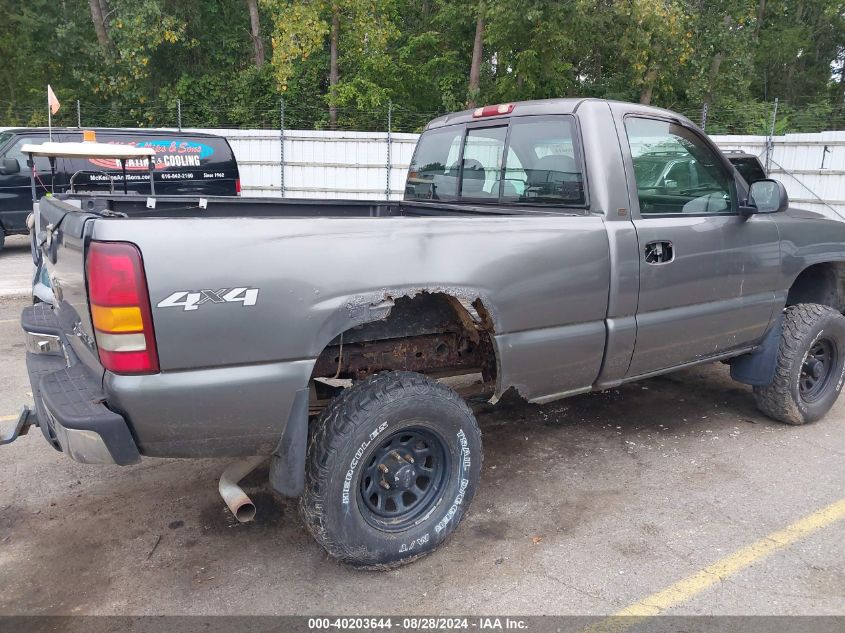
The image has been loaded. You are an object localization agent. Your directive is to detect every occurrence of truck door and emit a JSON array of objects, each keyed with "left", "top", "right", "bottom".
[
  {"left": 0, "top": 133, "right": 59, "bottom": 235},
  {"left": 618, "top": 113, "right": 780, "bottom": 377}
]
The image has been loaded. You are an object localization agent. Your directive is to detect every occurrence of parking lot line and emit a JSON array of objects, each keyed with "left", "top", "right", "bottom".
[
  {"left": 0, "top": 414, "right": 19, "bottom": 422},
  {"left": 0, "top": 318, "right": 20, "bottom": 324},
  {"left": 587, "top": 498, "right": 845, "bottom": 632}
]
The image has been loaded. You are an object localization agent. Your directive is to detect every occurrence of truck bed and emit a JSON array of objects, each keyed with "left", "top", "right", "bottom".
[
  {"left": 35, "top": 192, "right": 610, "bottom": 456},
  {"left": 63, "top": 193, "right": 578, "bottom": 219}
]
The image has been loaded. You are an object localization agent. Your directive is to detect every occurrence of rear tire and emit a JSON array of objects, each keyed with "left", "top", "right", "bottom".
[
  {"left": 753, "top": 303, "right": 845, "bottom": 425},
  {"left": 0, "top": 226, "right": 5, "bottom": 253},
  {"left": 301, "top": 371, "right": 483, "bottom": 569}
]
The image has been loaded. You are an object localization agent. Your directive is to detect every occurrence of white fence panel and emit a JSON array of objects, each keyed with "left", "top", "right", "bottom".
[
  {"left": 712, "top": 131, "right": 845, "bottom": 216},
  {"left": 197, "top": 128, "right": 418, "bottom": 200}
]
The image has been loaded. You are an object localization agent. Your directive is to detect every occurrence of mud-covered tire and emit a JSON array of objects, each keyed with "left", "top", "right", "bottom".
[
  {"left": 301, "top": 371, "right": 483, "bottom": 569},
  {"left": 753, "top": 303, "right": 845, "bottom": 425}
]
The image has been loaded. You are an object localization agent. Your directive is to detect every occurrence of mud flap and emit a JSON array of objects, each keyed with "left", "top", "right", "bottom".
[
  {"left": 269, "top": 388, "right": 309, "bottom": 497},
  {"left": 730, "top": 313, "right": 783, "bottom": 386}
]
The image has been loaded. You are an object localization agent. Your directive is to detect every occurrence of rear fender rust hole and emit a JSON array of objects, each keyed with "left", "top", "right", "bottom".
[{"left": 435, "top": 343, "right": 449, "bottom": 356}]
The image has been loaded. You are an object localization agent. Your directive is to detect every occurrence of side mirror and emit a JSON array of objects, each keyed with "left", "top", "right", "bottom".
[
  {"left": 0, "top": 157, "right": 21, "bottom": 175},
  {"left": 741, "top": 179, "right": 788, "bottom": 216}
]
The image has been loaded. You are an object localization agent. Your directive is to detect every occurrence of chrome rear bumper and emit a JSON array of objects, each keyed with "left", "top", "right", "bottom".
[{"left": 16, "top": 303, "right": 141, "bottom": 465}]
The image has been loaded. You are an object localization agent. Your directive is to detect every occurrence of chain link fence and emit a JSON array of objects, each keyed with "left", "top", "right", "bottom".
[
  {"left": 3, "top": 98, "right": 845, "bottom": 136},
  {"left": 677, "top": 99, "right": 845, "bottom": 136},
  {"left": 0, "top": 100, "right": 442, "bottom": 134}
]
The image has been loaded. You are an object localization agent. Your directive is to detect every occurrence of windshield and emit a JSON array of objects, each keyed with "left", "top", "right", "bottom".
[
  {"left": 0, "top": 132, "right": 14, "bottom": 152},
  {"left": 632, "top": 157, "right": 671, "bottom": 188}
]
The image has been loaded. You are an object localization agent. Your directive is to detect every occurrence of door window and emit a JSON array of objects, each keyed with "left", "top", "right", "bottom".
[
  {"left": 4, "top": 137, "right": 53, "bottom": 174},
  {"left": 625, "top": 118, "right": 734, "bottom": 215}
]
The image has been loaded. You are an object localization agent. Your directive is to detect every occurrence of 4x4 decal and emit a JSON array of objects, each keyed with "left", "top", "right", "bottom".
[{"left": 157, "top": 287, "right": 259, "bottom": 311}]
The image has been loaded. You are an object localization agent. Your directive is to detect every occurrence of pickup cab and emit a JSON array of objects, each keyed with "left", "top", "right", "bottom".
[{"left": 10, "top": 98, "right": 845, "bottom": 569}]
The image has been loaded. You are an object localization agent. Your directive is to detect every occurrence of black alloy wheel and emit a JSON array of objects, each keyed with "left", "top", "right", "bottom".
[
  {"left": 359, "top": 427, "right": 449, "bottom": 531},
  {"left": 799, "top": 338, "right": 837, "bottom": 403}
]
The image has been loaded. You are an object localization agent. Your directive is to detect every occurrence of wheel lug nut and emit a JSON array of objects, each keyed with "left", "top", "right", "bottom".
[
  {"left": 405, "top": 455, "right": 414, "bottom": 464},
  {"left": 378, "top": 464, "right": 388, "bottom": 473},
  {"left": 379, "top": 480, "right": 390, "bottom": 490}
]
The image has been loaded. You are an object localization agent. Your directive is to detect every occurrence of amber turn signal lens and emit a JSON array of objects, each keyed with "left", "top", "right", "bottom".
[{"left": 91, "top": 304, "right": 144, "bottom": 333}]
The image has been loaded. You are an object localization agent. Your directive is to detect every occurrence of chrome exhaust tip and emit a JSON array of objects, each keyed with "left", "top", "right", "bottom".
[{"left": 218, "top": 456, "right": 266, "bottom": 523}]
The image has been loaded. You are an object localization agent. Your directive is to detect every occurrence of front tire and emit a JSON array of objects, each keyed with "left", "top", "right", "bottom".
[
  {"left": 754, "top": 303, "right": 845, "bottom": 425},
  {"left": 301, "top": 371, "right": 483, "bottom": 569}
]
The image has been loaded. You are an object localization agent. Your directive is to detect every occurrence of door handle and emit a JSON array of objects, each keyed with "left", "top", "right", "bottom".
[{"left": 644, "top": 240, "right": 674, "bottom": 264}]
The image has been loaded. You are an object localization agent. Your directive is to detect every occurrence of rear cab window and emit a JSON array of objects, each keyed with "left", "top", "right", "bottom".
[
  {"left": 405, "top": 127, "right": 463, "bottom": 201},
  {"left": 461, "top": 126, "right": 507, "bottom": 199},
  {"left": 406, "top": 115, "right": 586, "bottom": 208},
  {"left": 502, "top": 117, "right": 584, "bottom": 205}
]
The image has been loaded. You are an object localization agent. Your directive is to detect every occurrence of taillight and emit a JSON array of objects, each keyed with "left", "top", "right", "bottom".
[
  {"left": 472, "top": 103, "right": 515, "bottom": 118},
  {"left": 86, "top": 241, "right": 159, "bottom": 374},
  {"left": 235, "top": 178, "right": 241, "bottom": 195}
]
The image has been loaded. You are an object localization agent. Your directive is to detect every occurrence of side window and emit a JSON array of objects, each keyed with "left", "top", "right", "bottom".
[
  {"left": 502, "top": 116, "right": 585, "bottom": 205},
  {"left": 625, "top": 117, "right": 734, "bottom": 215},
  {"left": 406, "top": 126, "right": 464, "bottom": 201},
  {"left": 460, "top": 126, "right": 507, "bottom": 199},
  {"left": 4, "top": 137, "right": 53, "bottom": 174}
]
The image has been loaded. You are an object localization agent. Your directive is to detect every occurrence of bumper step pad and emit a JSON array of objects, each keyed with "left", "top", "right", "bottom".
[
  {"left": 21, "top": 302, "right": 62, "bottom": 335},
  {"left": 39, "top": 365, "right": 141, "bottom": 465},
  {"left": 19, "top": 304, "right": 141, "bottom": 465}
]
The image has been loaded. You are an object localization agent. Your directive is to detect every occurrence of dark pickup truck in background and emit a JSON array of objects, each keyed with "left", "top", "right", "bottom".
[
  {"left": 10, "top": 98, "right": 845, "bottom": 569},
  {"left": 0, "top": 128, "right": 240, "bottom": 251},
  {"left": 725, "top": 150, "right": 769, "bottom": 184}
]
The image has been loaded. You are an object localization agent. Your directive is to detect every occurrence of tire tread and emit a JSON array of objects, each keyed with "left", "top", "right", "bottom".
[
  {"left": 753, "top": 303, "right": 839, "bottom": 425},
  {"left": 300, "top": 371, "right": 482, "bottom": 569}
]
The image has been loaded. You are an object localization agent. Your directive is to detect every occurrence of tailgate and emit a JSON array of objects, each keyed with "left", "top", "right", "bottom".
[{"left": 37, "top": 196, "right": 103, "bottom": 375}]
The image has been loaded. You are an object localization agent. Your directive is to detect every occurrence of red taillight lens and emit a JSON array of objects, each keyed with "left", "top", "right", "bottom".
[
  {"left": 98, "top": 349, "right": 158, "bottom": 374},
  {"left": 86, "top": 241, "right": 159, "bottom": 375},
  {"left": 87, "top": 242, "right": 145, "bottom": 306},
  {"left": 235, "top": 178, "right": 241, "bottom": 195}
]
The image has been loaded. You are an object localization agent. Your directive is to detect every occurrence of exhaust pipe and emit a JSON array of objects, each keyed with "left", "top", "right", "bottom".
[{"left": 218, "top": 456, "right": 267, "bottom": 523}]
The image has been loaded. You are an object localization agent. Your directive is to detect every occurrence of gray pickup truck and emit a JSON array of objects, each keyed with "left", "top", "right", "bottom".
[{"left": 9, "top": 98, "right": 845, "bottom": 569}]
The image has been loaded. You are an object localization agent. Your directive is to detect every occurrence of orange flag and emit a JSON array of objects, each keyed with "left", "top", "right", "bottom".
[{"left": 47, "top": 85, "right": 60, "bottom": 114}]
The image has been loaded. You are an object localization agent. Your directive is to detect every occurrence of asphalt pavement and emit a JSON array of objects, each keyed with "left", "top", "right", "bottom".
[
  {"left": 0, "top": 293, "right": 843, "bottom": 616},
  {"left": 0, "top": 236, "right": 32, "bottom": 299}
]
